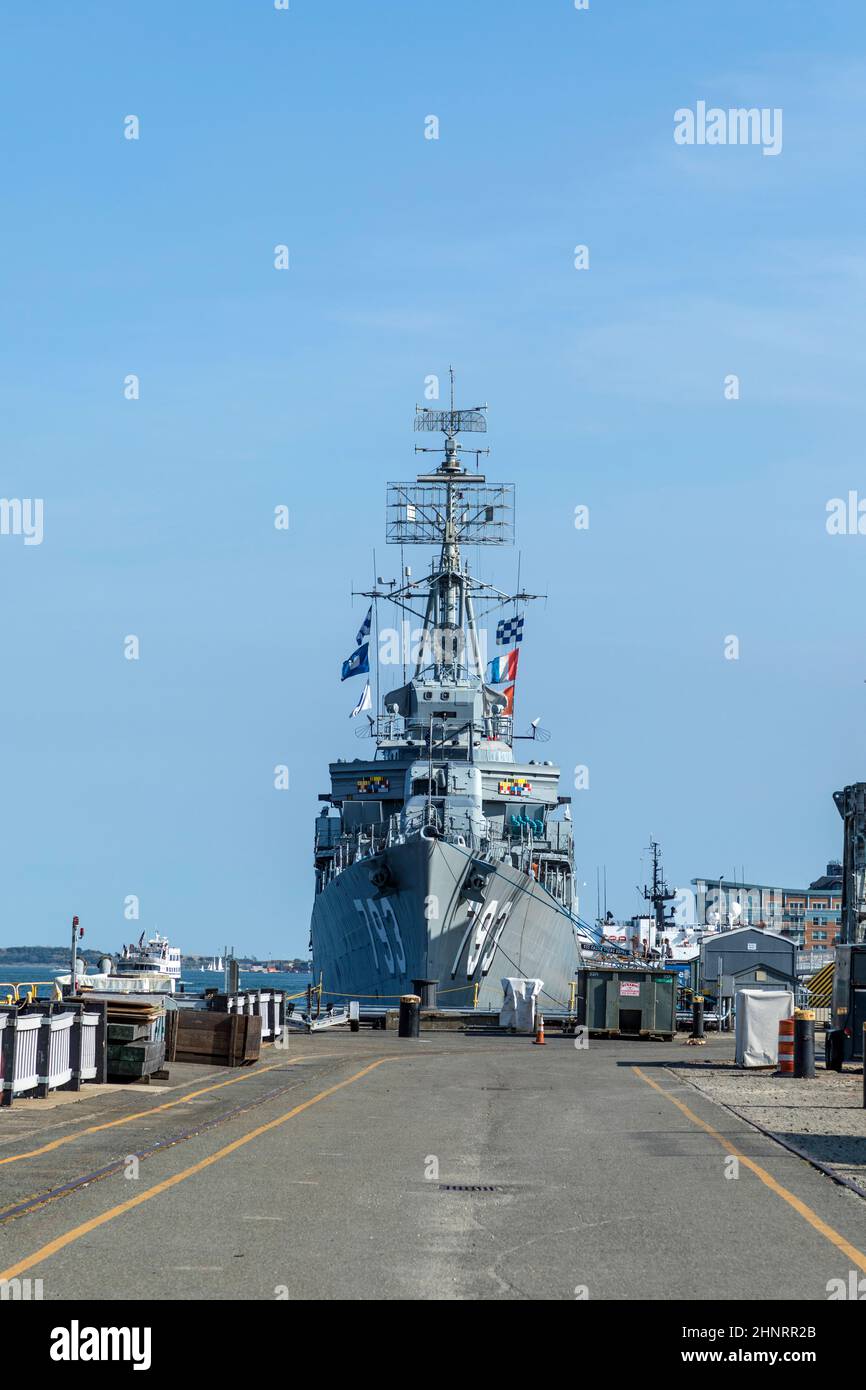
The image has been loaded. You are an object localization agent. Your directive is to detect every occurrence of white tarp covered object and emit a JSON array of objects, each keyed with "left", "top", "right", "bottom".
[
  {"left": 500, "top": 978, "right": 543, "bottom": 1032},
  {"left": 735, "top": 988, "right": 794, "bottom": 1067}
]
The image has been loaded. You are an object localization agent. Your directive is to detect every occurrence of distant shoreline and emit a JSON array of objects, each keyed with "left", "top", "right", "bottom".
[{"left": 0, "top": 948, "right": 311, "bottom": 970}]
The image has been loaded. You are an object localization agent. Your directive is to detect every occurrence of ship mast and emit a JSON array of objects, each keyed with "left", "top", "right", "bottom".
[
  {"left": 642, "top": 839, "right": 676, "bottom": 949},
  {"left": 352, "top": 374, "right": 543, "bottom": 741},
  {"left": 411, "top": 369, "right": 491, "bottom": 680}
]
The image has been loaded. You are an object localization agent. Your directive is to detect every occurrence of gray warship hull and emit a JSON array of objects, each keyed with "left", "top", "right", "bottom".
[{"left": 311, "top": 834, "right": 582, "bottom": 1011}]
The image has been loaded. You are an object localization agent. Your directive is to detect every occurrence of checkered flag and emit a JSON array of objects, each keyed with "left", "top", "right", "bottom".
[
  {"left": 496, "top": 614, "right": 524, "bottom": 646},
  {"left": 356, "top": 604, "right": 372, "bottom": 648}
]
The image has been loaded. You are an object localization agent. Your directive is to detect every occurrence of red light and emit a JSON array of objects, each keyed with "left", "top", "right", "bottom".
[{"left": 72, "top": 916, "right": 79, "bottom": 927}]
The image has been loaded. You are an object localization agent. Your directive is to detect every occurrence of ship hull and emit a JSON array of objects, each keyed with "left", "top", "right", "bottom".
[{"left": 311, "top": 835, "right": 582, "bottom": 1012}]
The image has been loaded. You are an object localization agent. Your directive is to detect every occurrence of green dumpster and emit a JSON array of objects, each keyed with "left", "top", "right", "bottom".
[{"left": 577, "top": 968, "right": 676, "bottom": 1039}]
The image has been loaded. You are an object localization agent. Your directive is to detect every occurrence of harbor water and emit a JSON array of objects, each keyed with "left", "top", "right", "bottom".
[{"left": 0, "top": 965, "right": 313, "bottom": 998}]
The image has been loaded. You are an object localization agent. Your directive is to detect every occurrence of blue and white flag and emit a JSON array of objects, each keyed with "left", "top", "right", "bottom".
[
  {"left": 350, "top": 680, "right": 372, "bottom": 718},
  {"left": 496, "top": 614, "right": 524, "bottom": 646},
  {"left": 341, "top": 642, "right": 370, "bottom": 681},
  {"left": 356, "top": 605, "right": 372, "bottom": 648}
]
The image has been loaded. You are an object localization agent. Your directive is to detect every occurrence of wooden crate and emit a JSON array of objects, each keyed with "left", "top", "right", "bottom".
[{"left": 174, "top": 1011, "right": 261, "bottom": 1066}]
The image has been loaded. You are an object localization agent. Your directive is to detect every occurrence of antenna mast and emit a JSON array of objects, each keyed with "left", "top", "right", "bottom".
[
  {"left": 382, "top": 374, "right": 513, "bottom": 683},
  {"left": 642, "top": 839, "right": 676, "bottom": 947},
  {"left": 353, "top": 372, "right": 545, "bottom": 745}
]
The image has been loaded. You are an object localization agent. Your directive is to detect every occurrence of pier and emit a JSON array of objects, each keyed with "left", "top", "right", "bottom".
[{"left": 2, "top": 1029, "right": 866, "bottom": 1300}]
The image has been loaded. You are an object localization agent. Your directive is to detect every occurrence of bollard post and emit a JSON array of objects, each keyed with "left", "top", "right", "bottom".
[
  {"left": 778, "top": 1016, "right": 795, "bottom": 1075},
  {"left": 692, "top": 995, "right": 705, "bottom": 1041},
  {"left": 793, "top": 1009, "right": 816, "bottom": 1079},
  {"left": 398, "top": 994, "right": 421, "bottom": 1039},
  {"left": 826, "top": 1027, "right": 844, "bottom": 1072},
  {"left": 412, "top": 978, "right": 437, "bottom": 1010}
]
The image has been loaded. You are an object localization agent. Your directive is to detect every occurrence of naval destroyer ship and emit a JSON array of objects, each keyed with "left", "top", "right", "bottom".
[{"left": 311, "top": 382, "right": 583, "bottom": 1010}]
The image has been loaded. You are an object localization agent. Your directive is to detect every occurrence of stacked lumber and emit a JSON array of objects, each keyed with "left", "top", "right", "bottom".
[{"left": 105, "top": 997, "right": 167, "bottom": 1080}]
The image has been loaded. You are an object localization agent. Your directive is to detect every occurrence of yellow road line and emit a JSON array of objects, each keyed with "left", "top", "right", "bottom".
[
  {"left": 0, "top": 1057, "right": 394, "bottom": 1281},
  {"left": 0, "top": 1055, "right": 314, "bottom": 1168},
  {"left": 634, "top": 1066, "right": 866, "bottom": 1274}
]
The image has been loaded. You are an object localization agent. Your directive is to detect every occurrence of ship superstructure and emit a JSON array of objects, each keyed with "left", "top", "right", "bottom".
[{"left": 310, "top": 381, "right": 583, "bottom": 1010}]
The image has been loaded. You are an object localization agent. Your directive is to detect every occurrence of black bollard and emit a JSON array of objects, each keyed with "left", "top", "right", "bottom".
[
  {"left": 793, "top": 1009, "right": 816, "bottom": 1078},
  {"left": 398, "top": 994, "right": 421, "bottom": 1039},
  {"left": 692, "top": 994, "right": 705, "bottom": 1041},
  {"left": 412, "top": 978, "right": 438, "bottom": 1010},
  {"left": 826, "top": 1028, "right": 844, "bottom": 1072}
]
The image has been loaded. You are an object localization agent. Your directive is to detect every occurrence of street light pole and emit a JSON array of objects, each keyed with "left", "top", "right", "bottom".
[{"left": 70, "top": 915, "right": 80, "bottom": 993}]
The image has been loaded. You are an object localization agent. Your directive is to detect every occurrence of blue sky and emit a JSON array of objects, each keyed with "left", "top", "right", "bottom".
[{"left": 1, "top": 1, "right": 864, "bottom": 955}]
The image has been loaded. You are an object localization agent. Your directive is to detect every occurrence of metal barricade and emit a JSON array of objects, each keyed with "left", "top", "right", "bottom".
[
  {"left": 0, "top": 1009, "right": 102, "bottom": 1106},
  {"left": 221, "top": 989, "right": 285, "bottom": 1042}
]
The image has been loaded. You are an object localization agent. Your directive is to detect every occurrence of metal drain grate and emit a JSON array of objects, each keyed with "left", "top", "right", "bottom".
[{"left": 439, "top": 1183, "right": 501, "bottom": 1194}]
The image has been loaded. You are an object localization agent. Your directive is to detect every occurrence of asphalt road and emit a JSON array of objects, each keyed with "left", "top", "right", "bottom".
[{"left": 2, "top": 1030, "right": 866, "bottom": 1300}]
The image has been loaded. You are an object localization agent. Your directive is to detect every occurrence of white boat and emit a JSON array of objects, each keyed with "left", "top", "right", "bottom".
[
  {"left": 55, "top": 931, "right": 183, "bottom": 995},
  {"left": 116, "top": 932, "right": 182, "bottom": 981}
]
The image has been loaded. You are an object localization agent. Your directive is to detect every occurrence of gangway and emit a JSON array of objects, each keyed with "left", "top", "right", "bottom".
[{"left": 572, "top": 913, "right": 634, "bottom": 958}]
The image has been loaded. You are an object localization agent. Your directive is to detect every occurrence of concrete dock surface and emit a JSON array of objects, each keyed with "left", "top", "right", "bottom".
[
  {"left": 1, "top": 1030, "right": 866, "bottom": 1301},
  {"left": 668, "top": 1053, "right": 866, "bottom": 1195}
]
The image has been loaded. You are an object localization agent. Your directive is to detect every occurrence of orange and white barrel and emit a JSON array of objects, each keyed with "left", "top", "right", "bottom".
[{"left": 778, "top": 1016, "right": 795, "bottom": 1075}]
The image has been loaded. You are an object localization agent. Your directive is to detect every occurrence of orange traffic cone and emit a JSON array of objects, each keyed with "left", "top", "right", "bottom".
[{"left": 533, "top": 1013, "right": 546, "bottom": 1045}]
